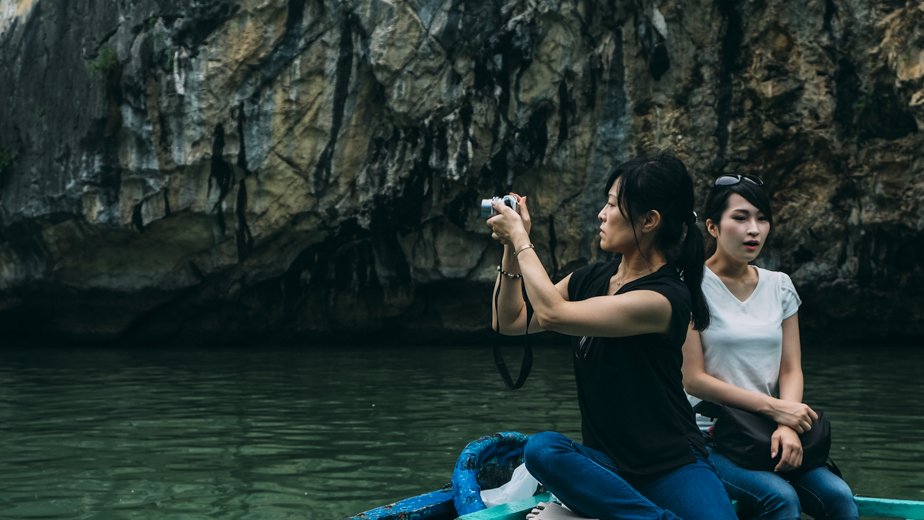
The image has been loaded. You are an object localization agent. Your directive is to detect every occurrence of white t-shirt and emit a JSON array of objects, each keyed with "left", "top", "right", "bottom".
[{"left": 688, "top": 266, "right": 802, "bottom": 430}]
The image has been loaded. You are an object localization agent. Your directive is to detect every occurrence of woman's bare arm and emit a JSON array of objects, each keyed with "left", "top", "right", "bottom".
[
  {"left": 492, "top": 249, "right": 571, "bottom": 335},
  {"left": 515, "top": 247, "right": 672, "bottom": 337},
  {"left": 681, "top": 320, "right": 818, "bottom": 433}
]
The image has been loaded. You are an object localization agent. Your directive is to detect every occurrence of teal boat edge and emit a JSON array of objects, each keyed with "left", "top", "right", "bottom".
[
  {"left": 455, "top": 492, "right": 552, "bottom": 520},
  {"left": 855, "top": 496, "right": 924, "bottom": 519}
]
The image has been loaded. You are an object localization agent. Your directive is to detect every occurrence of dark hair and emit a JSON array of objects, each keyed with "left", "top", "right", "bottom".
[
  {"left": 605, "top": 152, "right": 709, "bottom": 331},
  {"left": 703, "top": 177, "right": 774, "bottom": 257}
]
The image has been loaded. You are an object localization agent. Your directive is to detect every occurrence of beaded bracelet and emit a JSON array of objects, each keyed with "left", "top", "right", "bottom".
[
  {"left": 513, "top": 243, "right": 536, "bottom": 257},
  {"left": 496, "top": 265, "right": 522, "bottom": 279}
]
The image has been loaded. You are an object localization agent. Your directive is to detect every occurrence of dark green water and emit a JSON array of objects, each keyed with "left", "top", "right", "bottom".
[{"left": 0, "top": 344, "right": 921, "bottom": 519}]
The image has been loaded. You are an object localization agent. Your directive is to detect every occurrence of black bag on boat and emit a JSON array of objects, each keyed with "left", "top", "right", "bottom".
[{"left": 695, "top": 401, "right": 832, "bottom": 474}]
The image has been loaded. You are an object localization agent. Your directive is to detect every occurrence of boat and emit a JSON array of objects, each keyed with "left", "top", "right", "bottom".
[{"left": 349, "top": 432, "right": 924, "bottom": 520}]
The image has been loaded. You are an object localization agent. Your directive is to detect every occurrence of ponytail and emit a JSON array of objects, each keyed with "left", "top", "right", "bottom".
[{"left": 680, "top": 217, "right": 710, "bottom": 331}]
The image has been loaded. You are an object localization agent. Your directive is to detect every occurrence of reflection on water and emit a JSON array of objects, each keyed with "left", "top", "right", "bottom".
[{"left": 0, "top": 344, "right": 921, "bottom": 518}]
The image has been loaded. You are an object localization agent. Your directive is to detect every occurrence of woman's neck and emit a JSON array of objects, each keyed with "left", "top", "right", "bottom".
[
  {"left": 618, "top": 249, "right": 667, "bottom": 277},
  {"left": 706, "top": 253, "right": 751, "bottom": 280}
]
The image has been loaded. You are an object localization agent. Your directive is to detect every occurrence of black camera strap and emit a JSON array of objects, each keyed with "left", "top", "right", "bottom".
[{"left": 492, "top": 260, "right": 533, "bottom": 390}]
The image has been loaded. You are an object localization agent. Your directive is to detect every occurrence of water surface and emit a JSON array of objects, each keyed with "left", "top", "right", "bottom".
[{"left": 0, "top": 344, "right": 921, "bottom": 519}]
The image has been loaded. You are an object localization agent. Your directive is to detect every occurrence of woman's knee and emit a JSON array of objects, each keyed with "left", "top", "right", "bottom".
[
  {"left": 802, "top": 475, "right": 859, "bottom": 519},
  {"left": 824, "top": 489, "right": 860, "bottom": 520},
  {"left": 524, "top": 431, "right": 566, "bottom": 459},
  {"left": 728, "top": 475, "right": 800, "bottom": 519},
  {"left": 828, "top": 476, "right": 858, "bottom": 513},
  {"left": 523, "top": 431, "right": 568, "bottom": 474},
  {"left": 761, "top": 481, "right": 801, "bottom": 517}
]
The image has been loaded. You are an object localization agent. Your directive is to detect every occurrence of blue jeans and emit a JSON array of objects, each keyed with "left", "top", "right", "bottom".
[
  {"left": 524, "top": 431, "right": 737, "bottom": 520},
  {"left": 708, "top": 447, "right": 859, "bottom": 520}
]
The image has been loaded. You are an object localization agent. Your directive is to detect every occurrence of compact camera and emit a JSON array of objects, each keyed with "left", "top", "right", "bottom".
[{"left": 480, "top": 195, "right": 518, "bottom": 219}]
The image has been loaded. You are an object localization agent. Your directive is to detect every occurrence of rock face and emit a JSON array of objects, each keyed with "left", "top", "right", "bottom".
[{"left": 0, "top": 0, "right": 921, "bottom": 345}]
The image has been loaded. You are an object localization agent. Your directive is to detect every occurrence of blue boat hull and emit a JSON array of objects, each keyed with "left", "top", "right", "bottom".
[
  {"left": 350, "top": 432, "right": 527, "bottom": 519},
  {"left": 348, "top": 486, "right": 455, "bottom": 520}
]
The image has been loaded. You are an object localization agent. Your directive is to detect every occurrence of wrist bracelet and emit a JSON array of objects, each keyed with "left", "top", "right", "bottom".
[
  {"left": 513, "top": 243, "right": 535, "bottom": 257},
  {"left": 496, "top": 265, "right": 522, "bottom": 279}
]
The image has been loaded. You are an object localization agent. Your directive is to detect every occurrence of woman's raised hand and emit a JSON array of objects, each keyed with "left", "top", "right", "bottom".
[
  {"left": 487, "top": 193, "right": 531, "bottom": 246},
  {"left": 768, "top": 399, "right": 819, "bottom": 433}
]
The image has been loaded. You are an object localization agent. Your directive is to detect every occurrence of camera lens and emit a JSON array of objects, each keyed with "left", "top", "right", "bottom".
[{"left": 480, "top": 199, "right": 495, "bottom": 219}]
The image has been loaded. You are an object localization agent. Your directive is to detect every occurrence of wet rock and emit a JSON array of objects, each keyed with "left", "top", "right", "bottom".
[{"left": 0, "top": 0, "right": 921, "bottom": 345}]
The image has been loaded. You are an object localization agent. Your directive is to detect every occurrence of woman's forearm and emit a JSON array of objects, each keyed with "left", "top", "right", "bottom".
[
  {"left": 685, "top": 371, "right": 776, "bottom": 414},
  {"left": 686, "top": 366, "right": 815, "bottom": 429},
  {"left": 511, "top": 242, "right": 565, "bottom": 328},
  {"left": 492, "top": 246, "right": 528, "bottom": 334},
  {"left": 777, "top": 366, "right": 804, "bottom": 403}
]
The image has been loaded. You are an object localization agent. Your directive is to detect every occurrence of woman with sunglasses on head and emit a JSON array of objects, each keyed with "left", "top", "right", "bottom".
[
  {"left": 487, "top": 152, "right": 736, "bottom": 520},
  {"left": 681, "top": 174, "right": 858, "bottom": 520}
]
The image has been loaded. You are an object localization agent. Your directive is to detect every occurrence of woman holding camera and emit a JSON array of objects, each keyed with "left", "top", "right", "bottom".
[
  {"left": 487, "top": 152, "right": 735, "bottom": 520},
  {"left": 681, "top": 175, "right": 858, "bottom": 519}
]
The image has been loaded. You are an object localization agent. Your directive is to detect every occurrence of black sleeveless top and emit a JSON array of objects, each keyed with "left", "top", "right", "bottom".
[{"left": 567, "top": 259, "right": 706, "bottom": 476}]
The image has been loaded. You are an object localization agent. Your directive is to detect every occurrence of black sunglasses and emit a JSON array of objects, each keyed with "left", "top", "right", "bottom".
[{"left": 714, "top": 174, "right": 764, "bottom": 187}]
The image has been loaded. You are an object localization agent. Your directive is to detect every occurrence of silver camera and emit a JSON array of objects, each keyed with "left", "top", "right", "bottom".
[{"left": 480, "top": 195, "right": 518, "bottom": 219}]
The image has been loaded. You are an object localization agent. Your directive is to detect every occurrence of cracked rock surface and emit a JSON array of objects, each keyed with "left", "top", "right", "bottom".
[{"left": 0, "top": 1, "right": 922, "bottom": 345}]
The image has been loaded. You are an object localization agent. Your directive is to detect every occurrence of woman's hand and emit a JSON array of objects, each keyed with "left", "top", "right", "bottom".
[
  {"left": 767, "top": 398, "right": 818, "bottom": 433},
  {"left": 771, "top": 425, "right": 803, "bottom": 472},
  {"left": 487, "top": 193, "right": 531, "bottom": 247}
]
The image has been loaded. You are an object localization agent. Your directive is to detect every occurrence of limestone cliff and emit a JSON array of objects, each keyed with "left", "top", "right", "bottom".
[{"left": 0, "top": 0, "right": 921, "bottom": 345}]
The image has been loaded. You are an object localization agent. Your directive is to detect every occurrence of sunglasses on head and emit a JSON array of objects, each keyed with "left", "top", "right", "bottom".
[{"left": 714, "top": 174, "right": 764, "bottom": 187}]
